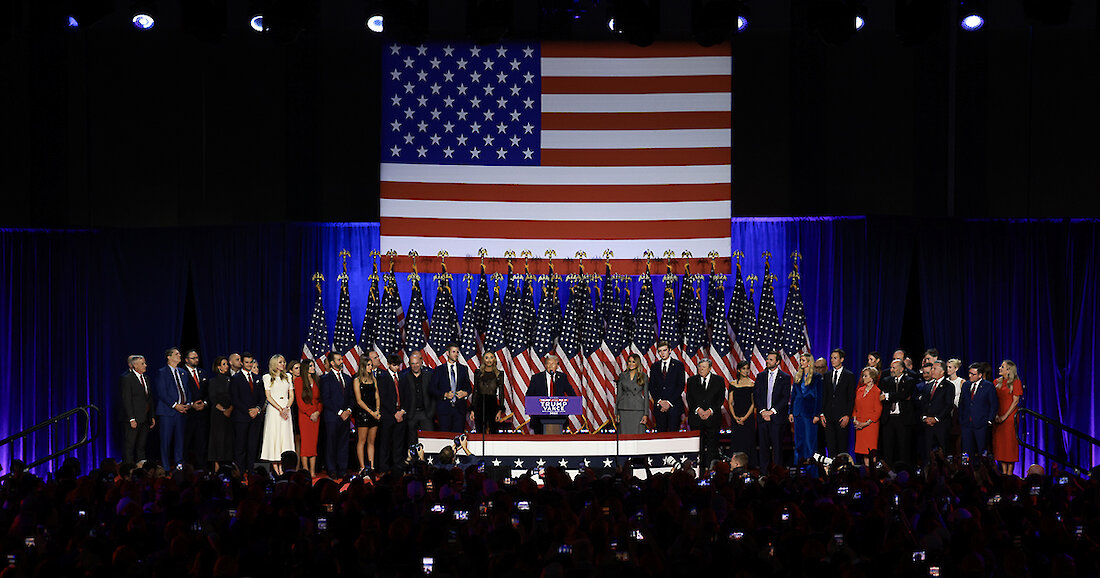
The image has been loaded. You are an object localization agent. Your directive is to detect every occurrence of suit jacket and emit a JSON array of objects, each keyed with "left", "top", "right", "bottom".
[
  {"left": 921, "top": 379, "right": 955, "bottom": 423},
  {"left": 686, "top": 373, "right": 726, "bottom": 428},
  {"left": 527, "top": 371, "right": 575, "bottom": 397},
  {"left": 400, "top": 368, "right": 435, "bottom": 417},
  {"left": 319, "top": 370, "right": 353, "bottom": 423},
  {"left": 752, "top": 369, "right": 791, "bottom": 417},
  {"left": 648, "top": 358, "right": 686, "bottom": 408},
  {"left": 879, "top": 374, "right": 918, "bottom": 425},
  {"left": 822, "top": 367, "right": 856, "bottom": 420},
  {"left": 959, "top": 379, "right": 997, "bottom": 429},
  {"left": 229, "top": 371, "right": 266, "bottom": 423},
  {"left": 181, "top": 365, "right": 210, "bottom": 404},
  {"left": 119, "top": 370, "right": 152, "bottom": 423},
  {"left": 377, "top": 369, "right": 411, "bottom": 422},
  {"left": 154, "top": 365, "right": 190, "bottom": 417},
  {"left": 428, "top": 361, "right": 473, "bottom": 415}
]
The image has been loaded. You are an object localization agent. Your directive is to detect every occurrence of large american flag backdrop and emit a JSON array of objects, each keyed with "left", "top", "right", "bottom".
[{"left": 379, "top": 41, "right": 732, "bottom": 259}]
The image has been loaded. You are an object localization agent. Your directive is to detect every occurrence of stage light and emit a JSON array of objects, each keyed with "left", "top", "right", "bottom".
[
  {"left": 607, "top": 17, "right": 617, "bottom": 32},
  {"left": 132, "top": 12, "right": 155, "bottom": 30},
  {"left": 960, "top": 13, "right": 984, "bottom": 31},
  {"left": 250, "top": 14, "right": 264, "bottom": 32},
  {"left": 68, "top": 15, "right": 79, "bottom": 28},
  {"left": 855, "top": 15, "right": 864, "bottom": 30},
  {"left": 737, "top": 15, "right": 747, "bottom": 31},
  {"left": 366, "top": 13, "right": 384, "bottom": 32}
]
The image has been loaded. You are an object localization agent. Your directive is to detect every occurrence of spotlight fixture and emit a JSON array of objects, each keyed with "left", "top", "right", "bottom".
[
  {"left": 736, "top": 15, "right": 748, "bottom": 32},
  {"left": 607, "top": 17, "right": 617, "bottom": 32},
  {"left": 855, "top": 15, "right": 865, "bottom": 30},
  {"left": 960, "top": 13, "right": 984, "bottom": 30},
  {"left": 365, "top": 13, "right": 383, "bottom": 33},
  {"left": 68, "top": 15, "right": 79, "bottom": 28},
  {"left": 132, "top": 12, "right": 155, "bottom": 30},
  {"left": 250, "top": 14, "right": 264, "bottom": 32}
]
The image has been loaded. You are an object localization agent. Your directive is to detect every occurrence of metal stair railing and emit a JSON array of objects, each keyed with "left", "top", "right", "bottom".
[{"left": 0, "top": 405, "right": 99, "bottom": 473}]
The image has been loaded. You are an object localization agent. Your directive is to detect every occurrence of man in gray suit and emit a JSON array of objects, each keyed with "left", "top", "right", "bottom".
[{"left": 119, "top": 354, "right": 155, "bottom": 465}]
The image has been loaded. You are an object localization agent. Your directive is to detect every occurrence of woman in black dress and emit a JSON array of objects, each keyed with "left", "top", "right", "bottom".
[
  {"left": 473, "top": 351, "right": 507, "bottom": 433},
  {"left": 727, "top": 360, "right": 756, "bottom": 458},
  {"left": 207, "top": 356, "right": 234, "bottom": 470},
  {"left": 353, "top": 358, "right": 381, "bottom": 472}
]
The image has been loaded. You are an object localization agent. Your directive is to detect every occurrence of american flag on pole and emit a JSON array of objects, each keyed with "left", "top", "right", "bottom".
[
  {"left": 405, "top": 274, "right": 432, "bottom": 366},
  {"left": 428, "top": 275, "right": 460, "bottom": 365},
  {"left": 706, "top": 272, "right": 735, "bottom": 429},
  {"left": 377, "top": 274, "right": 403, "bottom": 360},
  {"left": 579, "top": 282, "right": 616, "bottom": 432},
  {"left": 679, "top": 276, "right": 707, "bottom": 376},
  {"left": 731, "top": 262, "right": 756, "bottom": 367},
  {"left": 302, "top": 282, "right": 330, "bottom": 372},
  {"left": 752, "top": 259, "right": 782, "bottom": 376},
  {"left": 658, "top": 276, "right": 681, "bottom": 359},
  {"left": 473, "top": 269, "right": 491, "bottom": 334},
  {"left": 505, "top": 277, "right": 539, "bottom": 431},
  {"left": 780, "top": 265, "right": 811, "bottom": 377},
  {"left": 459, "top": 283, "right": 482, "bottom": 432},
  {"left": 633, "top": 274, "right": 659, "bottom": 366},
  {"left": 555, "top": 282, "right": 591, "bottom": 431},
  {"left": 379, "top": 41, "right": 731, "bottom": 260},
  {"left": 334, "top": 275, "right": 359, "bottom": 376}
]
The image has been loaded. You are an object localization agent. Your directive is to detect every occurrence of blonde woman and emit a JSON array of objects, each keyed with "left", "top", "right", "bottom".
[
  {"left": 259, "top": 354, "right": 295, "bottom": 475},
  {"left": 993, "top": 359, "right": 1024, "bottom": 475},
  {"left": 789, "top": 352, "right": 822, "bottom": 465},
  {"left": 473, "top": 351, "right": 507, "bottom": 433},
  {"left": 353, "top": 358, "right": 382, "bottom": 472}
]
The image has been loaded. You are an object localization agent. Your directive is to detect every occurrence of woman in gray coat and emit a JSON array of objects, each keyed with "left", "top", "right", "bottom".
[{"left": 616, "top": 353, "right": 649, "bottom": 434}]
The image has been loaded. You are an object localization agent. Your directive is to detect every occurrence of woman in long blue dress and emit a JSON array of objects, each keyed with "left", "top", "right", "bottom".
[{"left": 789, "top": 352, "right": 822, "bottom": 466}]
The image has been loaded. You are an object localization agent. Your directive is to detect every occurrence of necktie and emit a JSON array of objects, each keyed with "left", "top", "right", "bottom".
[
  {"left": 247, "top": 372, "right": 254, "bottom": 392},
  {"left": 930, "top": 379, "right": 938, "bottom": 398},
  {"left": 138, "top": 373, "right": 147, "bottom": 394},
  {"left": 971, "top": 383, "right": 978, "bottom": 398},
  {"left": 662, "top": 361, "right": 668, "bottom": 375},
  {"left": 191, "top": 368, "right": 200, "bottom": 388},
  {"left": 449, "top": 364, "right": 457, "bottom": 393},
  {"left": 834, "top": 369, "right": 840, "bottom": 386},
  {"left": 548, "top": 372, "right": 553, "bottom": 396},
  {"left": 173, "top": 369, "right": 186, "bottom": 404},
  {"left": 767, "top": 371, "right": 775, "bottom": 406},
  {"left": 392, "top": 372, "right": 401, "bottom": 407}
]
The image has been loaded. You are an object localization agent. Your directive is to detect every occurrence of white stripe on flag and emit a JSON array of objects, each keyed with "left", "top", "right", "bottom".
[
  {"left": 380, "top": 199, "right": 731, "bottom": 221},
  {"left": 541, "top": 129, "right": 732, "bottom": 149},
  {"left": 541, "top": 56, "right": 731, "bottom": 77},
  {"left": 380, "top": 163, "right": 731, "bottom": 185}
]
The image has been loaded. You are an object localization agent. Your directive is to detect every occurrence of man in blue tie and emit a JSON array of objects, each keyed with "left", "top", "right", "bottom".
[
  {"left": 319, "top": 351, "right": 354, "bottom": 478},
  {"left": 429, "top": 344, "right": 472, "bottom": 433},
  {"left": 959, "top": 362, "right": 998, "bottom": 457},
  {"left": 154, "top": 347, "right": 190, "bottom": 468},
  {"left": 754, "top": 351, "right": 791, "bottom": 473}
]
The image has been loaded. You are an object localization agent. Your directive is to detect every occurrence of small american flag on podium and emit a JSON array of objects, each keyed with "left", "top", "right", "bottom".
[{"left": 380, "top": 41, "right": 731, "bottom": 259}]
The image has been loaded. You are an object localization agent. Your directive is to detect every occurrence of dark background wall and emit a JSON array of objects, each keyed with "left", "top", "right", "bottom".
[{"left": 1, "top": 0, "right": 1097, "bottom": 228}]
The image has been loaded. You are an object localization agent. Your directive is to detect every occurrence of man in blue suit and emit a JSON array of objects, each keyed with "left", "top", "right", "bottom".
[
  {"left": 920, "top": 360, "right": 955, "bottom": 460},
  {"left": 319, "top": 351, "right": 353, "bottom": 477},
  {"left": 754, "top": 351, "right": 791, "bottom": 472},
  {"left": 429, "top": 344, "right": 472, "bottom": 433},
  {"left": 959, "top": 362, "right": 998, "bottom": 457},
  {"left": 154, "top": 347, "right": 190, "bottom": 468},
  {"left": 526, "top": 355, "right": 576, "bottom": 434},
  {"left": 229, "top": 352, "right": 265, "bottom": 472},
  {"left": 648, "top": 340, "right": 686, "bottom": 432}
]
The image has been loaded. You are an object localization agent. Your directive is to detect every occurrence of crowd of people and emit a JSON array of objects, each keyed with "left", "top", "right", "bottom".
[
  {"left": 1, "top": 442, "right": 1094, "bottom": 577},
  {"left": 116, "top": 344, "right": 1027, "bottom": 481}
]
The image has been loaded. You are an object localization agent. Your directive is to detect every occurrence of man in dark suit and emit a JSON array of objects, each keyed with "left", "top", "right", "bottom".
[
  {"left": 959, "top": 362, "right": 998, "bottom": 457},
  {"left": 754, "top": 351, "right": 791, "bottom": 473},
  {"left": 527, "top": 354, "right": 576, "bottom": 434},
  {"left": 819, "top": 348, "right": 856, "bottom": 458},
  {"left": 181, "top": 349, "right": 210, "bottom": 466},
  {"left": 229, "top": 352, "right": 265, "bottom": 473},
  {"left": 920, "top": 360, "right": 955, "bottom": 460},
  {"left": 429, "top": 344, "right": 472, "bottom": 433},
  {"left": 402, "top": 352, "right": 435, "bottom": 447},
  {"left": 686, "top": 359, "right": 725, "bottom": 471},
  {"left": 319, "top": 351, "right": 353, "bottom": 477},
  {"left": 648, "top": 340, "right": 686, "bottom": 432},
  {"left": 119, "top": 354, "right": 155, "bottom": 465},
  {"left": 154, "top": 347, "right": 191, "bottom": 468},
  {"left": 878, "top": 359, "right": 917, "bottom": 466},
  {"left": 377, "top": 353, "right": 411, "bottom": 472}
]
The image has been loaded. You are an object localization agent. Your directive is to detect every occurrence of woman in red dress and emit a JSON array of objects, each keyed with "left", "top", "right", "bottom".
[
  {"left": 291, "top": 359, "right": 323, "bottom": 477},
  {"left": 853, "top": 367, "right": 882, "bottom": 466},
  {"left": 992, "top": 359, "right": 1023, "bottom": 475}
]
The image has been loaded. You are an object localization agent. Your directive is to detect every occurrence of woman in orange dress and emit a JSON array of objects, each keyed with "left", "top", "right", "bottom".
[
  {"left": 992, "top": 359, "right": 1023, "bottom": 475},
  {"left": 291, "top": 359, "right": 323, "bottom": 477},
  {"left": 853, "top": 367, "right": 883, "bottom": 466}
]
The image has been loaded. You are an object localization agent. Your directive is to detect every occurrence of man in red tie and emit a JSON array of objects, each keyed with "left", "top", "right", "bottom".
[
  {"left": 648, "top": 341, "right": 686, "bottom": 432},
  {"left": 229, "top": 352, "right": 265, "bottom": 472},
  {"left": 119, "top": 354, "right": 155, "bottom": 465},
  {"left": 377, "top": 353, "right": 411, "bottom": 472}
]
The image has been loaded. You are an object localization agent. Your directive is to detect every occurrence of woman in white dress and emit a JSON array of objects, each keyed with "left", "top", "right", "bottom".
[{"left": 260, "top": 354, "right": 295, "bottom": 475}]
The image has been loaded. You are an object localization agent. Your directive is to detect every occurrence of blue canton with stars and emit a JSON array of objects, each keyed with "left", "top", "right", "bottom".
[{"left": 382, "top": 42, "right": 541, "bottom": 165}]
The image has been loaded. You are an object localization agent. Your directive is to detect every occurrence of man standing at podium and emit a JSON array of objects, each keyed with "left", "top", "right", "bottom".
[{"left": 527, "top": 355, "right": 575, "bottom": 434}]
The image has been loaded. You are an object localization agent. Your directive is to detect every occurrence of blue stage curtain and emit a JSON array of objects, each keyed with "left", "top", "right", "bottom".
[
  {"left": 917, "top": 219, "right": 1100, "bottom": 473},
  {"left": 730, "top": 217, "right": 914, "bottom": 366},
  {"left": 0, "top": 229, "right": 187, "bottom": 473}
]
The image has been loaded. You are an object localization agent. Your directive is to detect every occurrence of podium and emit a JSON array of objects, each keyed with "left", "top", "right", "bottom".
[{"left": 525, "top": 396, "right": 583, "bottom": 434}]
